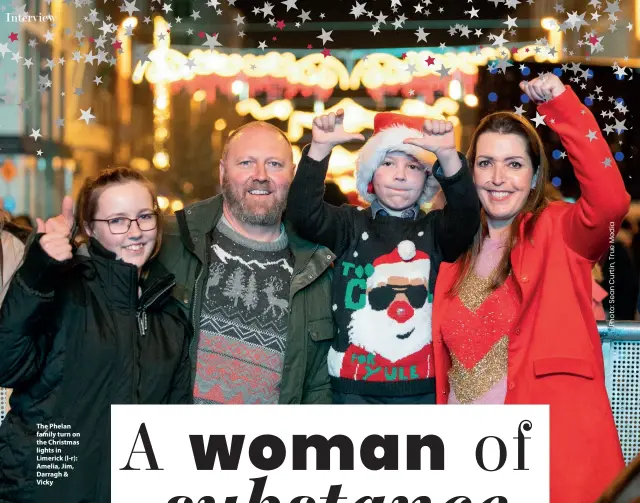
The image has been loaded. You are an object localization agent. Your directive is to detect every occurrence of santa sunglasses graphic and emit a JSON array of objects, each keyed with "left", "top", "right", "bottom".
[{"left": 328, "top": 240, "right": 434, "bottom": 382}]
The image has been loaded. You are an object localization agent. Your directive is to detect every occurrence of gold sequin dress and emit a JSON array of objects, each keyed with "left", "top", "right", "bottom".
[{"left": 440, "top": 237, "right": 519, "bottom": 404}]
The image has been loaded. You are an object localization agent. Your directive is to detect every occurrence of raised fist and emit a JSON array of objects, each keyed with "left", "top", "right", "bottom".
[{"left": 519, "top": 72, "right": 566, "bottom": 104}]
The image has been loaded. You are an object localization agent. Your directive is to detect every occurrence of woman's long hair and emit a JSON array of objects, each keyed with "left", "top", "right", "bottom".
[
  {"left": 448, "top": 112, "right": 553, "bottom": 297},
  {"left": 75, "top": 167, "right": 163, "bottom": 261}
]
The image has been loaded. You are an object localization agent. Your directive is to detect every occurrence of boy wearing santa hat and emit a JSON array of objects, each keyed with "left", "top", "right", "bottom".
[{"left": 287, "top": 109, "right": 480, "bottom": 404}]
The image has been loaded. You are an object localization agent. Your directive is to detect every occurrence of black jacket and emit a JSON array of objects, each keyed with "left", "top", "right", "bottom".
[{"left": 0, "top": 236, "right": 192, "bottom": 503}]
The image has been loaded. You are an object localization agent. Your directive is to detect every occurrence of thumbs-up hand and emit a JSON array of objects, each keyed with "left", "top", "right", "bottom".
[
  {"left": 41, "top": 196, "right": 74, "bottom": 236},
  {"left": 36, "top": 196, "right": 74, "bottom": 262},
  {"left": 308, "top": 109, "right": 365, "bottom": 161}
]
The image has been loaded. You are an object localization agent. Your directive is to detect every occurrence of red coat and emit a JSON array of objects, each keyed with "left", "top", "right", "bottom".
[{"left": 432, "top": 87, "right": 628, "bottom": 503}]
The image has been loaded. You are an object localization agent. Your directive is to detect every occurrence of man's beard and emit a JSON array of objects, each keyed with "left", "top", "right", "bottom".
[{"left": 221, "top": 176, "right": 289, "bottom": 226}]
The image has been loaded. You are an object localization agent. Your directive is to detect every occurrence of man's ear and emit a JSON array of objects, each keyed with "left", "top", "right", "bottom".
[
  {"left": 83, "top": 223, "right": 93, "bottom": 237},
  {"left": 219, "top": 160, "right": 225, "bottom": 185}
]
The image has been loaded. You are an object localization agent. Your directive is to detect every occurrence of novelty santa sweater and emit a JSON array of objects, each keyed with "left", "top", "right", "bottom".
[{"left": 287, "top": 146, "right": 480, "bottom": 396}]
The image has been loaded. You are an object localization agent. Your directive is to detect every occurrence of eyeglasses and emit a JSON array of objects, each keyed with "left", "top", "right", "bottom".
[
  {"left": 368, "top": 284, "right": 428, "bottom": 311},
  {"left": 92, "top": 212, "right": 158, "bottom": 235}
]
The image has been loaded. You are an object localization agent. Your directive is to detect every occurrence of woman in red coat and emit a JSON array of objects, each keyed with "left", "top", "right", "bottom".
[{"left": 432, "top": 74, "right": 627, "bottom": 502}]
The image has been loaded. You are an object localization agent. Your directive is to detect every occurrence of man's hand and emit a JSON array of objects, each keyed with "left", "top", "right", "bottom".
[
  {"left": 308, "top": 109, "right": 365, "bottom": 161},
  {"left": 35, "top": 196, "right": 74, "bottom": 262},
  {"left": 404, "top": 119, "right": 461, "bottom": 177},
  {"left": 519, "top": 72, "right": 565, "bottom": 104}
]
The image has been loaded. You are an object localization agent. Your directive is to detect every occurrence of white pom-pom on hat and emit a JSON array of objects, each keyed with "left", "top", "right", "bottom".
[{"left": 398, "top": 240, "right": 416, "bottom": 261}]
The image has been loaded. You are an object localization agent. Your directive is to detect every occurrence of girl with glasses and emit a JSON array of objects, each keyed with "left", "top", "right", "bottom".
[{"left": 0, "top": 167, "right": 191, "bottom": 503}]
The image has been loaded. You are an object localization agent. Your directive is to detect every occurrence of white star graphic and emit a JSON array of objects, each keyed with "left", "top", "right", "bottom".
[
  {"left": 79, "top": 107, "right": 96, "bottom": 125},
  {"left": 317, "top": 28, "right": 333, "bottom": 45},
  {"left": 202, "top": 33, "right": 222, "bottom": 50},
  {"left": 532, "top": 112, "right": 546, "bottom": 128}
]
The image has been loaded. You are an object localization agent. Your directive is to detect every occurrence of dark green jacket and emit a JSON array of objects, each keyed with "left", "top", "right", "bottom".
[{"left": 158, "top": 195, "right": 336, "bottom": 404}]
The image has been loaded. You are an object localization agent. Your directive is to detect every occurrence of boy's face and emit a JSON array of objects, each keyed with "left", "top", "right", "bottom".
[{"left": 372, "top": 152, "right": 427, "bottom": 211}]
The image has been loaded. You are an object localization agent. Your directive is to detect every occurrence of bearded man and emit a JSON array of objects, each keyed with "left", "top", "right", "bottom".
[{"left": 158, "top": 121, "right": 335, "bottom": 404}]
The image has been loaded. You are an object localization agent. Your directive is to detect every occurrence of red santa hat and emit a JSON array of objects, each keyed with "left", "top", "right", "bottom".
[
  {"left": 367, "top": 240, "right": 430, "bottom": 289},
  {"left": 356, "top": 112, "right": 441, "bottom": 206}
]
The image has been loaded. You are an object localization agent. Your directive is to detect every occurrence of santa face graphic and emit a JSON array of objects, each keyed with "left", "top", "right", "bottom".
[
  {"left": 347, "top": 276, "right": 433, "bottom": 363},
  {"left": 327, "top": 240, "right": 435, "bottom": 381}
]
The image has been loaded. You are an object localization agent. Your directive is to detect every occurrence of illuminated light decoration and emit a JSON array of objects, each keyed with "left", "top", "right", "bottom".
[
  {"left": 464, "top": 94, "right": 479, "bottom": 107},
  {"left": 149, "top": 16, "right": 171, "bottom": 170},
  {"left": 193, "top": 90, "right": 206, "bottom": 102},
  {"left": 235, "top": 98, "right": 294, "bottom": 121},
  {"left": 398, "top": 97, "right": 459, "bottom": 116},
  {"left": 288, "top": 98, "right": 371, "bottom": 142},
  {"left": 133, "top": 22, "right": 557, "bottom": 105},
  {"left": 636, "top": 0, "right": 640, "bottom": 41},
  {"left": 2, "top": 195, "right": 16, "bottom": 213},
  {"left": 115, "top": 16, "right": 140, "bottom": 165},
  {"left": 134, "top": 47, "right": 351, "bottom": 102},
  {"left": 171, "top": 200, "right": 184, "bottom": 212},
  {"left": 314, "top": 101, "right": 325, "bottom": 114},
  {"left": 133, "top": 43, "right": 555, "bottom": 89},
  {"left": 231, "top": 80, "right": 245, "bottom": 95},
  {"left": 153, "top": 151, "right": 169, "bottom": 170},
  {"left": 349, "top": 52, "right": 477, "bottom": 101},
  {"left": 157, "top": 196, "right": 170, "bottom": 210},
  {"left": 133, "top": 21, "right": 552, "bottom": 103},
  {"left": 334, "top": 175, "right": 357, "bottom": 195},
  {"left": 448, "top": 79, "right": 462, "bottom": 101},
  {"left": 292, "top": 145, "right": 360, "bottom": 178},
  {"left": 123, "top": 16, "right": 138, "bottom": 29},
  {"left": 540, "top": 18, "right": 563, "bottom": 62},
  {"left": 1, "top": 159, "right": 17, "bottom": 182},
  {"left": 214, "top": 118, "right": 227, "bottom": 131},
  {"left": 292, "top": 145, "right": 301, "bottom": 166},
  {"left": 64, "top": 159, "right": 76, "bottom": 173},
  {"left": 155, "top": 127, "right": 168, "bottom": 141},
  {"left": 130, "top": 157, "right": 151, "bottom": 171},
  {"left": 287, "top": 97, "right": 459, "bottom": 143},
  {"left": 540, "top": 17, "right": 557, "bottom": 30}
]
